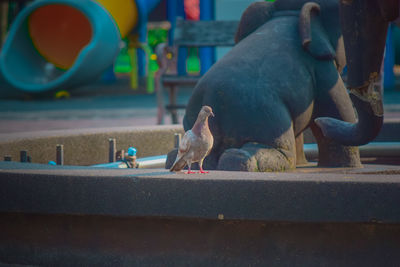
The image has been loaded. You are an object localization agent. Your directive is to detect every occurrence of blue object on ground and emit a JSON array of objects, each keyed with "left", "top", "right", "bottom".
[{"left": 128, "top": 147, "right": 137, "bottom": 156}]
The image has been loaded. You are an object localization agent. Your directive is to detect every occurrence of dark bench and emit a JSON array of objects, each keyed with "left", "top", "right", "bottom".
[{"left": 155, "top": 19, "right": 238, "bottom": 124}]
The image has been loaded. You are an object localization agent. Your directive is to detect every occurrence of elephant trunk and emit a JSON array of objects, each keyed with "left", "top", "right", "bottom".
[
  {"left": 315, "top": 0, "right": 398, "bottom": 146},
  {"left": 315, "top": 84, "right": 383, "bottom": 146}
]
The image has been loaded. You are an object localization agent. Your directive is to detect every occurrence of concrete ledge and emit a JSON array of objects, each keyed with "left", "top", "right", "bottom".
[
  {"left": 2, "top": 213, "right": 400, "bottom": 266},
  {"left": 2, "top": 162, "right": 400, "bottom": 265},
  {"left": 1, "top": 120, "right": 398, "bottom": 166},
  {"left": 0, "top": 125, "right": 184, "bottom": 165},
  {"left": 1, "top": 162, "right": 400, "bottom": 223}
]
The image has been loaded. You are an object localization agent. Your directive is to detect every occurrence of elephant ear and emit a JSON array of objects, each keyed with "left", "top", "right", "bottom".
[
  {"left": 234, "top": 1, "right": 274, "bottom": 43},
  {"left": 299, "top": 2, "right": 336, "bottom": 60}
]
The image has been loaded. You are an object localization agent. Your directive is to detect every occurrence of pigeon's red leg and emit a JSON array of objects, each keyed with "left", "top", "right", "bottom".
[
  {"left": 185, "top": 163, "right": 196, "bottom": 174},
  {"left": 198, "top": 166, "right": 209, "bottom": 174},
  {"left": 198, "top": 160, "right": 209, "bottom": 173}
]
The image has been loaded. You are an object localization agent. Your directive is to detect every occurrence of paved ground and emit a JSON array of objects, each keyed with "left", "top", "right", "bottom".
[
  {"left": 0, "top": 79, "right": 191, "bottom": 133},
  {"left": 0, "top": 78, "right": 399, "bottom": 134}
]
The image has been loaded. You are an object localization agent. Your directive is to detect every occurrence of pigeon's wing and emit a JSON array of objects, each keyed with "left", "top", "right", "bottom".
[
  {"left": 178, "top": 130, "right": 194, "bottom": 156},
  {"left": 170, "top": 130, "right": 194, "bottom": 172},
  {"left": 205, "top": 135, "right": 214, "bottom": 157}
]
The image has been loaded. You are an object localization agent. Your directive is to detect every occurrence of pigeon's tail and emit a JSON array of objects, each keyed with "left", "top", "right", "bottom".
[{"left": 170, "top": 157, "right": 187, "bottom": 172}]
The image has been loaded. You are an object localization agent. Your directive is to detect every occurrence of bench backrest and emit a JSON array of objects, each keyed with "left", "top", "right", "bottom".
[{"left": 173, "top": 19, "right": 239, "bottom": 47}]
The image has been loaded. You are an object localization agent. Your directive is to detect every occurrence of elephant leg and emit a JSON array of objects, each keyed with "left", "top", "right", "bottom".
[
  {"left": 295, "top": 132, "right": 308, "bottom": 166},
  {"left": 217, "top": 125, "right": 296, "bottom": 172},
  {"left": 312, "top": 74, "right": 362, "bottom": 167},
  {"left": 310, "top": 122, "right": 361, "bottom": 167}
]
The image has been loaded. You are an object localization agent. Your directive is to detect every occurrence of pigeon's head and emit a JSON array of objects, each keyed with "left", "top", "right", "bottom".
[{"left": 199, "top": 106, "right": 215, "bottom": 119}]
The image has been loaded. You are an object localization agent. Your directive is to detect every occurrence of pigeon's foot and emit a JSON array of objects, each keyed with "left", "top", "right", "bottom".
[
  {"left": 185, "top": 170, "right": 197, "bottom": 174},
  {"left": 198, "top": 166, "right": 209, "bottom": 173}
]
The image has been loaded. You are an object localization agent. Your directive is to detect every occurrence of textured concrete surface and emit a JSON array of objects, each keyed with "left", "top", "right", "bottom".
[
  {"left": 0, "top": 125, "right": 184, "bottom": 165},
  {"left": 1, "top": 161, "right": 400, "bottom": 222},
  {"left": 0, "top": 84, "right": 191, "bottom": 133},
  {"left": 2, "top": 213, "right": 400, "bottom": 266}
]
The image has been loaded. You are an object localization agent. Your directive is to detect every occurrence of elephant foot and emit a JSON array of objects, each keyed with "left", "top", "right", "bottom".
[
  {"left": 295, "top": 132, "right": 308, "bottom": 166},
  {"left": 217, "top": 143, "right": 295, "bottom": 172},
  {"left": 318, "top": 144, "right": 362, "bottom": 168},
  {"left": 309, "top": 124, "right": 362, "bottom": 168},
  {"left": 217, "top": 148, "right": 258, "bottom": 172}
]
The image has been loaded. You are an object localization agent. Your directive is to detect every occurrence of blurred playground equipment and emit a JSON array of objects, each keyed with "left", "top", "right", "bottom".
[
  {"left": 155, "top": 19, "right": 237, "bottom": 124},
  {"left": 0, "top": 0, "right": 160, "bottom": 94},
  {"left": 1, "top": 0, "right": 399, "bottom": 98},
  {"left": 111, "top": 22, "right": 169, "bottom": 94}
]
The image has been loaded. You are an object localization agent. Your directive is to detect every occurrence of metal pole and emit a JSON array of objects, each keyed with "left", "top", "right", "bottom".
[
  {"left": 56, "top": 144, "right": 64, "bottom": 165},
  {"left": 174, "top": 0, "right": 187, "bottom": 75},
  {"left": 20, "top": 150, "right": 28, "bottom": 162},
  {"left": 200, "top": 0, "right": 214, "bottom": 75},
  {"left": 119, "top": 149, "right": 125, "bottom": 161},
  {"left": 109, "top": 138, "right": 116, "bottom": 163},
  {"left": 167, "top": 0, "right": 177, "bottom": 46},
  {"left": 174, "top": 133, "right": 181, "bottom": 148}
]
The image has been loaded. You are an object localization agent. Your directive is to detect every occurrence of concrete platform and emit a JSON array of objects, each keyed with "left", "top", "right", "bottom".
[
  {"left": 1, "top": 161, "right": 400, "bottom": 222},
  {"left": 1, "top": 162, "right": 400, "bottom": 266},
  {"left": 0, "top": 125, "right": 184, "bottom": 165}
]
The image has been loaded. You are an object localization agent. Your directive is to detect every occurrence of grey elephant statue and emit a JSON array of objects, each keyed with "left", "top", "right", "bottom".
[{"left": 174, "top": 0, "right": 362, "bottom": 172}]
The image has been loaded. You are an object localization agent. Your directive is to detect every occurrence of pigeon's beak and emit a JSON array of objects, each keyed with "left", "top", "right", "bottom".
[{"left": 210, "top": 112, "right": 215, "bottom": 117}]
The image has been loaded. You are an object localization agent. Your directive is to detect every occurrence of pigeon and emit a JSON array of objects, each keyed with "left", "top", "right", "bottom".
[{"left": 170, "top": 106, "right": 214, "bottom": 174}]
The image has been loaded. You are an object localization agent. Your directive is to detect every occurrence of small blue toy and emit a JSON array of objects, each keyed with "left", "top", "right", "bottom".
[
  {"left": 123, "top": 147, "right": 137, "bottom": 168},
  {"left": 127, "top": 147, "right": 137, "bottom": 156}
]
